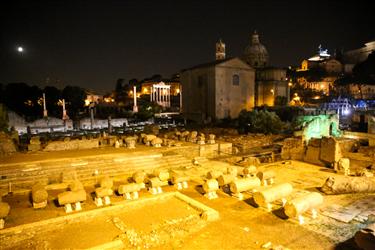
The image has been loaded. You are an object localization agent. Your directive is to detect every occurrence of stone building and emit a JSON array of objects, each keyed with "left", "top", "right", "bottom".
[
  {"left": 256, "top": 68, "right": 289, "bottom": 106},
  {"left": 298, "top": 47, "right": 343, "bottom": 74},
  {"left": 320, "top": 58, "right": 343, "bottom": 74},
  {"left": 243, "top": 31, "right": 269, "bottom": 68},
  {"left": 348, "top": 84, "right": 375, "bottom": 100},
  {"left": 85, "top": 91, "right": 103, "bottom": 106},
  {"left": 180, "top": 32, "right": 289, "bottom": 123},
  {"left": 140, "top": 78, "right": 181, "bottom": 109},
  {"left": 243, "top": 31, "right": 288, "bottom": 106},
  {"left": 181, "top": 57, "right": 255, "bottom": 123},
  {"left": 296, "top": 46, "right": 343, "bottom": 95}
]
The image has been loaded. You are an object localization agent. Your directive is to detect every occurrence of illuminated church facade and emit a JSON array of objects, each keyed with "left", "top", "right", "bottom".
[{"left": 181, "top": 31, "right": 289, "bottom": 123}]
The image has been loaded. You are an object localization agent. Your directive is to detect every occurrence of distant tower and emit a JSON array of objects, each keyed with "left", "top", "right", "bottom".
[{"left": 216, "top": 39, "right": 226, "bottom": 60}]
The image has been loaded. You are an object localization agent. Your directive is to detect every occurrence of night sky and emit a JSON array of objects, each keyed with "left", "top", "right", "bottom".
[{"left": 1, "top": 0, "right": 373, "bottom": 93}]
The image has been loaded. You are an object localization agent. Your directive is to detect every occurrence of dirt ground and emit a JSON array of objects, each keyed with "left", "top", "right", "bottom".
[{"left": 1, "top": 148, "right": 374, "bottom": 249}]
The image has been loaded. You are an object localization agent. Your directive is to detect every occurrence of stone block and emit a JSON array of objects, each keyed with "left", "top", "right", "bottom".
[
  {"left": 199, "top": 144, "right": 219, "bottom": 158},
  {"left": 43, "top": 139, "right": 99, "bottom": 151},
  {"left": 320, "top": 137, "right": 342, "bottom": 164},
  {"left": 308, "top": 138, "right": 321, "bottom": 148},
  {"left": 304, "top": 145, "right": 322, "bottom": 165},
  {"left": 219, "top": 142, "right": 232, "bottom": 155}
]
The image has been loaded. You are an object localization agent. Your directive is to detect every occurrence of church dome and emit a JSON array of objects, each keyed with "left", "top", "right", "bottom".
[{"left": 243, "top": 31, "right": 269, "bottom": 68}]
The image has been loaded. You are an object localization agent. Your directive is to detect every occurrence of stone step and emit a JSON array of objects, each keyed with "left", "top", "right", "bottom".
[
  {"left": 0, "top": 155, "right": 166, "bottom": 177},
  {"left": 0, "top": 153, "right": 192, "bottom": 191},
  {"left": 0, "top": 160, "right": 169, "bottom": 183}
]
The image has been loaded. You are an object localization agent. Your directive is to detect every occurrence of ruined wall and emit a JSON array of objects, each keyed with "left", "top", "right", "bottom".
[
  {"left": 298, "top": 114, "right": 341, "bottom": 143},
  {"left": 43, "top": 139, "right": 99, "bottom": 152},
  {"left": 167, "top": 142, "right": 232, "bottom": 159}
]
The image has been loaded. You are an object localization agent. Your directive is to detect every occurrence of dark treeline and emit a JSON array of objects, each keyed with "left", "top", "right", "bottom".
[{"left": 0, "top": 83, "right": 86, "bottom": 121}]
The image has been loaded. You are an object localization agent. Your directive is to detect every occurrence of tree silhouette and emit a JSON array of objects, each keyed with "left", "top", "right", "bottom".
[
  {"left": 62, "top": 86, "right": 86, "bottom": 119},
  {"left": 44, "top": 86, "right": 62, "bottom": 118}
]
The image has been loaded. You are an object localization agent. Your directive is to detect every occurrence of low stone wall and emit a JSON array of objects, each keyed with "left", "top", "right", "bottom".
[
  {"left": 43, "top": 139, "right": 99, "bottom": 152},
  {"left": 222, "top": 134, "right": 276, "bottom": 153}
]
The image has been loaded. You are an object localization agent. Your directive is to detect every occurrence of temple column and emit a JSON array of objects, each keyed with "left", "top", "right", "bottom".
[
  {"left": 43, "top": 93, "right": 48, "bottom": 117},
  {"left": 133, "top": 86, "right": 138, "bottom": 112}
]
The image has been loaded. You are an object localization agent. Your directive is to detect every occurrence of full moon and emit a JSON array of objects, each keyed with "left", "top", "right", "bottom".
[{"left": 17, "top": 46, "right": 24, "bottom": 53}]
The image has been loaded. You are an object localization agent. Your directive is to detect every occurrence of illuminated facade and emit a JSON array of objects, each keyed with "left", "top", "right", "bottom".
[
  {"left": 296, "top": 46, "right": 343, "bottom": 95},
  {"left": 256, "top": 68, "right": 289, "bottom": 106},
  {"left": 181, "top": 57, "right": 255, "bottom": 123},
  {"left": 348, "top": 84, "right": 375, "bottom": 99},
  {"left": 242, "top": 31, "right": 288, "bottom": 106},
  {"left": 141, "top": 81, "right": 180, "bottom": 97},
  {"left": 85, "top": 92, "right": 103, "bottom": 106},
  {"left": 297, "top": 77, "right": 335, "bottom": 95},
  {"left": 150, "top": 82, "right": 171, "bottom": 108},
  {"left": 140, "top": 79, "right": 181, "bottom": 109}
]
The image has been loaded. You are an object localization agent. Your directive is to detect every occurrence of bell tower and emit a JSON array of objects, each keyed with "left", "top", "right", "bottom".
[{"left": 215, "top": 39, "right": 226, "bottom": 60}]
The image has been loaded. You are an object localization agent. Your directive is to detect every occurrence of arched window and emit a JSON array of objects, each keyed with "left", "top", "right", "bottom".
[{"left": 232, "top": 74, "right": 240, "bottom": 86}]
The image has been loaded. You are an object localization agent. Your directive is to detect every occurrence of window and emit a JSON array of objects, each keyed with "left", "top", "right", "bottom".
[{"left": 232, "top": 74, "right": 240, "bottom": 86}]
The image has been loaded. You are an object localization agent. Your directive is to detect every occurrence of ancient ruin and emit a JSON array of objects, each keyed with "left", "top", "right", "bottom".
[{"left": 0, "top": 122, "right": 375, "bottom": 249}]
